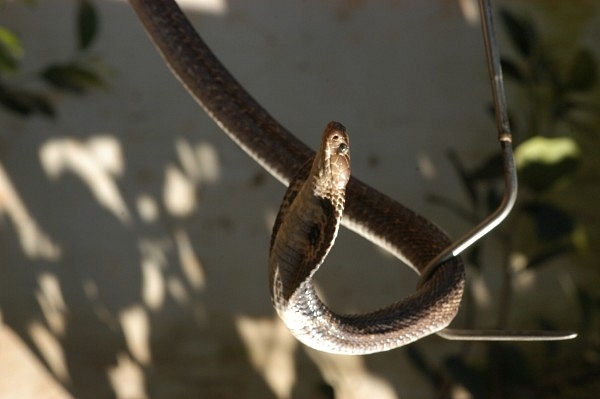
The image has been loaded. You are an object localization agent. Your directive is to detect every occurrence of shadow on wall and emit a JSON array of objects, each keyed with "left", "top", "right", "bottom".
[
  {"left": 1, "top": 1, "right": 444, "bottom": 397},
  {"left": 2, "top": 0, "right": 595, "bottom": 398},
  {"left": 0, "top": 132, "right": 239, "bottom": 397},
  {"left": 1, "top": 1, "right": 280, "bottom": 398}
]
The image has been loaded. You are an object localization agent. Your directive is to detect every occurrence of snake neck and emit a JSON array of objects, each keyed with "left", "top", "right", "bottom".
[
  {"left": 130, "top": 1, "right": 470, "bottom": 354},
  {"left": 311, "top": 121, "right": 350, "bottom": 198},
  {"left": 269, "top": 122, "right": 350, "bottom": 305}
]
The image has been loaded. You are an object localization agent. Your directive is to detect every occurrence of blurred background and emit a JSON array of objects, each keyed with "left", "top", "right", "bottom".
[{"left": 0, "top": 0, "right": 599, "bottom": 398}]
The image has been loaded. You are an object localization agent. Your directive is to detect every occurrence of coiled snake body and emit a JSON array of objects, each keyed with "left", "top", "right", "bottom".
[
  {"left": 270, "top": 122, "right": 463, "bottom": 354},
  {"left": 130, "top": 0, "right": 465, "bottom": 355}
]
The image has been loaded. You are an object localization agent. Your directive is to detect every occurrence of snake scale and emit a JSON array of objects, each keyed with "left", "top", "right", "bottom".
[{"left": 129, "top": 0, "right": 465, "bottom": 354}]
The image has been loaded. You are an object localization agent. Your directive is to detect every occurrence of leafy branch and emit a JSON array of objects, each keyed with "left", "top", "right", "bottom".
[
  {"left": 0, "top": 0, "right": 107, "bottom": 118},
  {"left": 414, "top": 8, "right": 600, "bottom": 398}
]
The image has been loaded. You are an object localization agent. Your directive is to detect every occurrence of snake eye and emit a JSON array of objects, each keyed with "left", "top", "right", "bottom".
[{"left": 338, "top": 142, "right": 348, "bottom": 154}]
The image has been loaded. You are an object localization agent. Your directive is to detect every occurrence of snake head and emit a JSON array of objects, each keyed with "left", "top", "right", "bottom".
[{"left": 322, "top": 121, "right": 350, "bottom": 191}]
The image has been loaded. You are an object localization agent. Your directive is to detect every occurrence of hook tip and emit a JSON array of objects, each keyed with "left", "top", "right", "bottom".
[{"left": 438, "top": 328, "right": 578, "bottom": 342}]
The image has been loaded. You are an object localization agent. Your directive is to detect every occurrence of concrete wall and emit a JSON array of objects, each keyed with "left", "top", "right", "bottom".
[{"left": 0, "top": 1, "right": 597, "bottom": 398}]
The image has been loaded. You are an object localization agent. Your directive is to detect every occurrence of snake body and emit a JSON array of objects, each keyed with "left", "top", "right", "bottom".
[
  {"left": 129, "top": 0, "right": 465, "bottom": 354},
  {"left": 269, "top": 122, "right": 352, "bottom": 353}
]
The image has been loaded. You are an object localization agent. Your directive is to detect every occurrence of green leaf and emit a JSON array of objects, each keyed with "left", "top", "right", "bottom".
[
  {"left": 562, "top": 101, "right": 600, "bottom": 134},
  {"left": 523, "top": 202, "right": 575, "bottom": 241},
  {"left": 0, "top": 85, "right": 55, "bottom": 118},
  {"left": 575, "top": 288, "right": 595, "bottom": 333},
  {"left": 30, "top": 94, "right": 56, "bottom": 117},
  {"left": 0, "top": 26, "right": 24, "bottom": 73},
  {"left": 515, "top": 136, "right": 581, "bottom": 192},
  {"left": 526, "top": 240, "right": 574, "bottom": 269},
  {"left": 500, "top": 9, "right": 537, "bottom": 58},
  {"left": 42, "top": 63, "right": 104, "bottom": 93},
  {"left": 77, "top": 0, "right": 98, "bottom": 50},
  {"left": 501, "top": 58, "right": 525, "bottom": 82},
  {"left": 566, "top": 49, "right": 597, "bottom": 91},
  {"left": 0, "top": 89, "right": 35, "bottom": 116}
]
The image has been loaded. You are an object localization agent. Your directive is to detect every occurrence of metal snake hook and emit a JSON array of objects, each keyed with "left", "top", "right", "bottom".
[{"left": 419, "top": 0, "right": 576, "bottom": 342}]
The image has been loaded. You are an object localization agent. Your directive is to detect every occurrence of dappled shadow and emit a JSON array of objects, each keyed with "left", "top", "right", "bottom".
[
  {"left": 1, "top": 1, "right": 597, "bottom": 398},
  {"left": 0, "top": 128, "right": 275, "bottom": 398},
  {"left": 0, "top": 2, "right": 277, "bottom": 396}
]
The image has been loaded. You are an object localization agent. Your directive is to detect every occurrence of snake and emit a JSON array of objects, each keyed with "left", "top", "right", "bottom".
[{"left": 129, "top": 0, "right": 465, "bottom": 355}]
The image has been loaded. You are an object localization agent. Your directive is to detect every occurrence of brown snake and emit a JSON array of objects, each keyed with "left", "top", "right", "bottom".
[{"left": 129, "top": 0, "right": 465, "bottom": 354}]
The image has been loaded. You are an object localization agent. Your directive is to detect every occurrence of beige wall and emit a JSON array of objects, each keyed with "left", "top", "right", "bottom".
[{"left": 0, "top": 1, "right": 597, "bottom": 398}]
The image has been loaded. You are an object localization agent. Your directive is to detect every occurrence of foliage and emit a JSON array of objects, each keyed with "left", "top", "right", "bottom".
[
  {"left": 419, "top": 7, "right": 600, "bottom": 398},
  {"left": 0, "top": 0, "right": 106, "bottom": 118}
]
